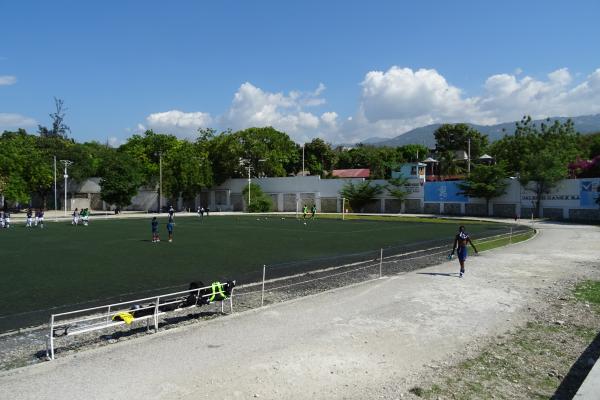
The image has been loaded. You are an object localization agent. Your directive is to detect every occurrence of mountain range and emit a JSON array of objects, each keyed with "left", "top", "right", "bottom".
[{"left": 360, "top": 114, "right": 600, "bottom": 148}]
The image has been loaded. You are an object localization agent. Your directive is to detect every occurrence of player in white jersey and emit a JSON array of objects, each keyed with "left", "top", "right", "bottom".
[{"left": 72, "top": 208, "right": 80, "bottom": 225}]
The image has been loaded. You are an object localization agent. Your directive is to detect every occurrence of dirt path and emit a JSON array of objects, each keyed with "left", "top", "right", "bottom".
[{"left": 0, "top": 222, "right": 598, "bottom": 400}]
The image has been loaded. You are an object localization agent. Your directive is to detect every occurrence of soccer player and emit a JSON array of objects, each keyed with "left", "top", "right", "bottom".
[
  {"left": 302, "top": 204, "right": 308, "bottom": 219},
  {"left": 167, "top": 214, "right": 174, "bottom": 242},
  {"left": 449, "top": 225, "right": 478, "bottom": 278},
  {"left": 4, "top": 211, "right": 10, "bottom": 228},
  {"left": 72, "top": 208, "right": 80, "bottom": 226},
  {"left": 0, "top": 211, "right": 4, "bottom": 228},
  {"left": 81, "top": 208, "right": 89, "bottom": 226},
  {"left": 311, "top": 204, "right": 317, "bottom": 219},
  {"left": 36, "top": 209, "right": 44, "bottom": 229},
  {"left": 26, "top": 209, "right": 33, "bottom": 227},
  {"left": 151, "top": 217, "right": 160, "bottom": 242}
]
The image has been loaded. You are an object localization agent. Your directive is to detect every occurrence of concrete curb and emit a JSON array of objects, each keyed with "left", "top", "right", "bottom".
[{"left": 575, "top": 357, "right": 600, "bottom": 398}]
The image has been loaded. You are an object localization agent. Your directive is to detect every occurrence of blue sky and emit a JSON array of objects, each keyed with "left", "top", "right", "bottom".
[{"left": 1, "top": 1, "right": 600, "bottom": 144}]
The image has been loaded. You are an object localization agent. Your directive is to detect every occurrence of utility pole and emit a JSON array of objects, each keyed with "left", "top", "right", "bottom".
[
  {"left": 467, "top": 138, "right": 471, "bottom": 175},
  {"left": 53, "top": 156, "right": 57, "bottom": 211},
  {"left": 60, "top": 160, "right": 73, "bottom": 216},
  {"left": 248, "top": 165, "right": 252, "bottom": 206},
  {"left": 302, "top": 144, "right": 305, "bottom": 176},
  {"left": 159, "top": 151, "right": 163, "bottom": 212},
  {"left": 155, "top": 151, "right": 163, "bottom": 212}
]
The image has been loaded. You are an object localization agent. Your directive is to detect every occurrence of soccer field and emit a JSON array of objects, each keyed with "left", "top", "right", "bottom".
[{"left": 0, "top": 214, "right": 513, "bottom": 332}]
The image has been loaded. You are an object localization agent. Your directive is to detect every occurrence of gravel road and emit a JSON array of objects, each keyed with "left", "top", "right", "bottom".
[{"left": 0, "top": 221, "right": 598, "bottom": 400}]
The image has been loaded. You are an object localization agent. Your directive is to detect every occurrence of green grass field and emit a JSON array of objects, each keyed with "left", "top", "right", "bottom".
[{"left": 0, "top": 214, "right": 513, "bottom": 332}]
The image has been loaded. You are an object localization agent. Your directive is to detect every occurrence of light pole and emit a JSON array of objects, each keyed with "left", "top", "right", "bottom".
[
  {"left": 155, "top": 151, "right": 163, "bottom": 212},
  {"left": 60, "top": 160, "right": 73, "bottom": 216},
  {"left": 240, "top": 158, "right": 265, "bottom": 209},
  {"left": 302, "top": 144, "right": 305, "bottom": 176},
  {"left": 467, "top": 138, "right": 471, "bottom": 175},
  {"left": 53, "top": 156, "right": 57, "bottom": 212}
]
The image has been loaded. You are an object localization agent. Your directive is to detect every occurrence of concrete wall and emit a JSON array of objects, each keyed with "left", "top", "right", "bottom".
[{"left": 66, "top": 175, "right": 600, "bottom": 221}]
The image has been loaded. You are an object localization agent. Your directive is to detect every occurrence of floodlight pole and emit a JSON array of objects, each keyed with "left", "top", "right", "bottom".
[
  {"left": 159, "top": 151, "right": 163, "bottom": 212},
  {"left": 302, "top": 144, "right": 305, "bottom": 176},
  {"left": 467, "top": 138, "right": 471, "bottom": 175},
  {"left": 248, "top": 165, "right": 252, "bottom": 206},
  {"left": 53, "top": 156, "right": 57, "bottom": 212},
  {"left": 60, "top": 160, "right": 73, "bottom": 216}
]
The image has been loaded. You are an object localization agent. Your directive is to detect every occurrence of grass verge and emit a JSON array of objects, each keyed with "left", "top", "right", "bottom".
[
  {"left": 409, "top": 280, "right": 600, "bottom": 399},
  {"left": 315, "top": 213, "right": 504, "bottom": 225},
  {"left": 474, "top": 229, "right": 536, "bottom": 252}
]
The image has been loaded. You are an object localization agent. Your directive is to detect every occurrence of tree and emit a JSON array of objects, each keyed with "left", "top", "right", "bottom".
[
  {"left": 438, "top": 150, "right": 464, "bottom": 179},
  {"left": 0, "top": 130, "right": 50, "bottom": 206},
  {"left": 519, "top": 149, "right": 569, "bottom": 217},
  {"left": 339, "top": 180, "right": 384, "bottom": 212},
  {"left": 242, "top": 182, "right": 272, "bottom": 212},
  {"left": 120, "top": 130, "right": 180, "bottom": 207},
  {"left": 38, "top": 98, "right": 71, "bottom": 139},
  {"left": 333, "top": 145, "right": 408, "bottom": 179},
  {"left": 204, "top": 127, "right": 299, "bottom": 184},
  {"left": 491, "top": 116, "right": 583, "bottom": 216},
  {"left": 303, "top": 138, "right": 336, "bottom": 177},
  {"left": 99, "top": 151, "right": 144, "bottom": 209},
  {"left": 387, "top": 175, "right": 409, "bottom": 205},
  {"left": 434, "top": 123, "right": 488, "bottom": 163},
  {"left": 457, "top": 163, "right": 509, "bottom": 216},
  {"left": 163, "top": 140, "right": 213, "bottom": 203}
]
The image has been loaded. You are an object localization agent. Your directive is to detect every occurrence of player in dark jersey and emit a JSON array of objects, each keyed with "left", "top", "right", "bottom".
[
  {"left": 151, "top": 217, "right": 160, "bottom": 242},
  {"left": 450, "top": 225, "right": 478, "bottom": 278},
  {"left": 26, "top": 209, "right": 33, "bottom": 227},
  {"left": 36, "top": 209, "right": 44, "bottom": 228},
  {"left": 167, "top": 214, "right": 174, "bottom": 242}
]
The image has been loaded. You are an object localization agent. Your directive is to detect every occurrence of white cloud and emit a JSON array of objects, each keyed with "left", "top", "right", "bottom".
[
  {"left": 360, "top": 67, "right": 489, "bottom": 123},
  {"left": 137, "top": 66, "right": 600, "bottom": 144},
  {"left": 0, "top": 113, "right": 37, "bottom": 131},
  {"left": 216, "top": 82, "right": 335, "bottom": 142},
  {"left": 145, "top": 110, "right": 213, "bottom": 138},
  {"left": 479, "top": 68, "right": 600, "bottom": 120},
  {"left": 107, "top": 136, "right": 123, "bottom": 148},
  {"left": 0, "top": 75, "right": 16, "bottom": 85}
]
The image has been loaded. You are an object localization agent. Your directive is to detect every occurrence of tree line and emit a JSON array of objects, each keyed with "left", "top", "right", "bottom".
[
  {"left": 1, "top": 109, "right": 599, "bottom": 213},
  {"left": 0, "top": 126, "right": 428, "bottom": 209}
]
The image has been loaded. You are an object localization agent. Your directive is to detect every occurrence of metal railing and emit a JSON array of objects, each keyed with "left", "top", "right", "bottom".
[{"left": 46, "top": 283, "right": 234, "bottom": 360}]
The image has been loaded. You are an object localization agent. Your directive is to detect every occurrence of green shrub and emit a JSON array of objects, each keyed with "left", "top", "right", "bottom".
[{"left": 242, "top": 183, "right": 273, "bottom": 213}]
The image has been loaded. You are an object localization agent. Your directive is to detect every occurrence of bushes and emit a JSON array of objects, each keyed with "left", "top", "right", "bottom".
[{"left": 242, "top": 183, "right": 272, "bottom": 212}]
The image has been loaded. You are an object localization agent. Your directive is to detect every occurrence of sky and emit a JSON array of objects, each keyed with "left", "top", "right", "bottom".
[{"left": 1, "top": 0, "right": 600, "bottom": 145}]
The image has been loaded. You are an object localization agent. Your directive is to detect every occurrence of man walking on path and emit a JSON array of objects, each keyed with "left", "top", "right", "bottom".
[{"left": 450, "top": 225, "right": 478, "bottom": 278}]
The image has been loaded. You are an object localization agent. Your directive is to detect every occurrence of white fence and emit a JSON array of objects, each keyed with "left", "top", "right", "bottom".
[{"left": 46, "top": 283, "right": 234, "bottom": 360}]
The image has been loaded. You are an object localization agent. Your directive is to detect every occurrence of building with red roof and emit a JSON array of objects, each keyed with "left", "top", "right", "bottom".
[{"left": 331, "top": 169, "right": 370, "bottom": 178}]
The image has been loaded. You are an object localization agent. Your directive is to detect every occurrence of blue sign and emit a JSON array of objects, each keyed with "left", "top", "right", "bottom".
[
  {"left": 424, "top": 181, "right": 469, "bottom": 203},
  {"left": 580, "top": 180, "right": 600, "bottom": 208}
]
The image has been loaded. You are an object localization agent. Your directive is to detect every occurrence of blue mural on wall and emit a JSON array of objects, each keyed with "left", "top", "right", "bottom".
[
  {"left": 424, "top": 181, "right": 469, "bottom": 203},
  {"left": 580, "top": 180, "right": 600, "bottom": 208}
]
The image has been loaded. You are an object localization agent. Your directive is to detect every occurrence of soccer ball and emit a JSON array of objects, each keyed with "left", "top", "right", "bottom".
[{"left": 303, "top": 222, "right": 307, "bottom": 225}]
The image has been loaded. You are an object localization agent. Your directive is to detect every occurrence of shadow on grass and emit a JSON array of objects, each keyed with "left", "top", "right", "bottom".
[{"left": 552, "top": 330, "right": 600, "bottom": 399}]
